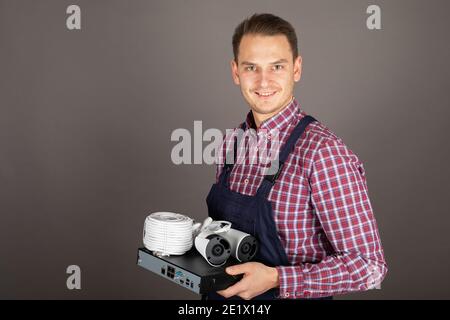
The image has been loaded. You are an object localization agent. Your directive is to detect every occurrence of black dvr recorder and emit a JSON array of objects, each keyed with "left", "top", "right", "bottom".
[{"left": 137, "top": 247, "right": 243, "bottom": 295}]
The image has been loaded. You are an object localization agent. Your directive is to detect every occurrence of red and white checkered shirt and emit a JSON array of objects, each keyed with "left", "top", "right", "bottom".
[{"left": 215, "top": 98, "right": 387, "bottom": 299}]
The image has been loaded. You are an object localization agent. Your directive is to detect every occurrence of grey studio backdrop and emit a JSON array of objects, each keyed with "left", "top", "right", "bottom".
[{"left": 0, "top": 0, "right": 449, "bottom": 299}]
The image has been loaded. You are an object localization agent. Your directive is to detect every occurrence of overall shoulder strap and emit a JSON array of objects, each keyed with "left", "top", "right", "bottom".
[{"left": 256, "top": 115, "right": 317, "bottom": 197}]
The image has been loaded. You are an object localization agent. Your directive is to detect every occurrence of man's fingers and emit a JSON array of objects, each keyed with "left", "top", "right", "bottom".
[{"left": 225, "top": 263, "right": 253, "bottom": 276}]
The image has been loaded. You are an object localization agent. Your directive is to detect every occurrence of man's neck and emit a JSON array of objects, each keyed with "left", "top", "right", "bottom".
[{"left": 252, "top": 96, "right": 294, "bottom": 128}]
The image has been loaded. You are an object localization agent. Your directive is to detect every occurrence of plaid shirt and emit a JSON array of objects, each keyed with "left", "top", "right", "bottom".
[{"left": 215, "top": 98, "right": 387, "bottom": 299}]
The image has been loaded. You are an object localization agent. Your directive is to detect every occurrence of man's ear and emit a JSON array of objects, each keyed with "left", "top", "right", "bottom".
[
  {"left": 230, "top": 59, "right": 240, "bottom": 85},
  {"left": 294, "top": 55, "right": 302, "bottom": 82}
]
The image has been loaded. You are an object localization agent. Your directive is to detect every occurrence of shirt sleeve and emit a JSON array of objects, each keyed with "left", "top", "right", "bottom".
[{"left": 276, "top": 138, "right": 388, "bottom": 299}]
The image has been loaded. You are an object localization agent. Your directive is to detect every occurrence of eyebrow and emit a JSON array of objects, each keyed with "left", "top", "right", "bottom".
[{"left": 240, "top": 59, "right": 289, "bottom": 65}]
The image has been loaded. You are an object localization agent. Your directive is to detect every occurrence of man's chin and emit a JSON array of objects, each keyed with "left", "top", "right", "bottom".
[
  {"left": 252, "top": 101, "right": 283, "bottom": 115},
  {"left": 251, "top": 107, "right": 282, "bottom": 119}
]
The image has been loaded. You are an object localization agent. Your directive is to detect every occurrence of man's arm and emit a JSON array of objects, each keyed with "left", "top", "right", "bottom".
[{"left": 276, "top": 138, "right": 388, "bottom": 299}]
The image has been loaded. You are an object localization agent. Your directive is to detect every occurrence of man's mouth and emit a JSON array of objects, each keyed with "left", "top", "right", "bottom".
[{"left": 254, "top": 91, "right": 277, "bottom": 98}]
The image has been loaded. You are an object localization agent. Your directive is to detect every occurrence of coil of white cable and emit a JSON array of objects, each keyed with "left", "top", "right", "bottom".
[{"left": 143, "top": 212, "right": 196, "bottom": 256}]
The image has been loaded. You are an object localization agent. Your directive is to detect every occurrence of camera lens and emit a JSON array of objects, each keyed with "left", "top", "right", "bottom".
[
  {"left": 204, "top": 234, "right": 231, "bottom": 266},
  {"left": 241, "top": 242, "right": 251, "bottom": 254},
  {"left": 212, "top": 244, "right": 224, "bottom": 256},
  {"left": 236, "top": 236, "right": 258, "bottom": 262}
]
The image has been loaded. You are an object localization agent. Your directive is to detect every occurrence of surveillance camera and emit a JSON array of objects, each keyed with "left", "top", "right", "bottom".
[
  {"left": 194, "top": 221, "right": 232, "bottom": 267},
  {"left": 220, "top": 228, "right": 258, "bottom": 262}
]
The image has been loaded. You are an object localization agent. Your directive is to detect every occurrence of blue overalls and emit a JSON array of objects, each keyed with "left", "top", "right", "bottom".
[{"left": 205, "top": 115, "right": 332, "bottom": 300}]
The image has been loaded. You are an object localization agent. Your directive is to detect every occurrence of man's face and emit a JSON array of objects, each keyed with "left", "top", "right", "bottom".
[{"left": 231, "top": 34, "right": 302, "bottom": 124}]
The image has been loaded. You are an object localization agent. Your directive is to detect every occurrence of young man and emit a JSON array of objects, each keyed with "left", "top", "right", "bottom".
[{"left": 205, "top": 13, "right": 387, "bottom": 300}]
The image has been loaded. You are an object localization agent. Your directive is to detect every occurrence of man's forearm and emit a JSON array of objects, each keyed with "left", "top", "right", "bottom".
[{"left": 276, "top": 252, "right": 387, "bottom": 299}]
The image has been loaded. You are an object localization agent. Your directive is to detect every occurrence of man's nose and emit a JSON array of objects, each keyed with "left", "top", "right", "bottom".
[{"left": 258, "top": 70, "right": 271, "bottom": 88}]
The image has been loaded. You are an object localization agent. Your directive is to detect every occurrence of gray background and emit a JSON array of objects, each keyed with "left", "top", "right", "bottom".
[{"left": 0, "top": 0, "right": 449, "bottom": 299}]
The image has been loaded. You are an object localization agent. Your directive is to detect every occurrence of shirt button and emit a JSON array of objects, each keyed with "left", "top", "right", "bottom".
[
  {"left": 244, "top": 178, "right": 249, "bottom": 184},
  {"left": 285, "top": 292, "right": 290, "bottom": 298}
]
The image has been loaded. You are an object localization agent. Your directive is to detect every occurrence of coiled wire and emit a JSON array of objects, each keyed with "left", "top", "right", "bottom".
[{"left": 143, "top": 212, "right": 195, "bottom": 256}]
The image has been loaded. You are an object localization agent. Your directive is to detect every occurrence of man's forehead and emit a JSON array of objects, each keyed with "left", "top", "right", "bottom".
[
  {"left": 238, "top": 34, "right": 293, "bottom": 63},
  {"left": 240, "top": 58, "right": 289, "bottom": 65}
]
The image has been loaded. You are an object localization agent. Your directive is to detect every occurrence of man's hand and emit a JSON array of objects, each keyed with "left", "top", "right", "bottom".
[{"left": 217, "top": 262, "right": 279, "bottom": 300}]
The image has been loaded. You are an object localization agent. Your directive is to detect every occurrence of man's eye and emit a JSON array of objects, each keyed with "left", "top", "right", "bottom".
[
  {"left": 245, "top": 66, "right": 256, "bottom": 71},
  {"left": 274, "top": 65, "right": 284, "bottom": 70}
]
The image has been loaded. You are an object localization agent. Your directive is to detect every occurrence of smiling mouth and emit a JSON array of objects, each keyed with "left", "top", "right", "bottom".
[{"left": 255, "top": 91, "right": 277, "bottom": 98}]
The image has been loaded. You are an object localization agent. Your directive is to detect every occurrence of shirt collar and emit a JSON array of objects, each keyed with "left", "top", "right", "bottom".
[{"left": 245, "top": 97, "right": 303, "bottom": 132}]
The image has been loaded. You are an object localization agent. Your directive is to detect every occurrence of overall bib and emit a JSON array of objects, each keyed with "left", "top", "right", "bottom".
[{"left": 206, "top": 115, "right": 332, "bottom": 300}]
